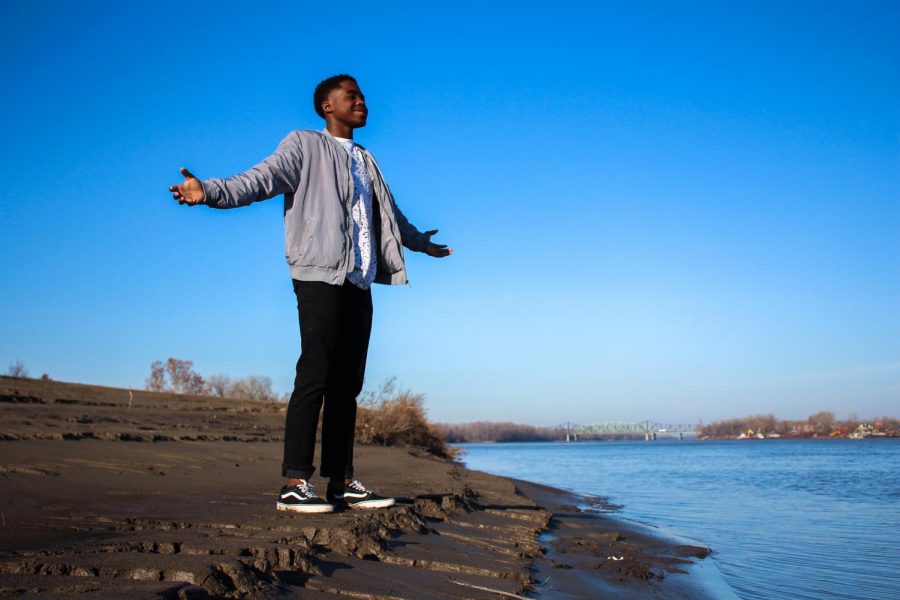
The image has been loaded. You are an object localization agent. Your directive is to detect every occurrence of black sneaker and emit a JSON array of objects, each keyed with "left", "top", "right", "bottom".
[
  {"left": 276, "top": 481, "right": 334, "bottom": 513},
  {"left": 327, "top": 479, "right": 395, "bottom": 510}
]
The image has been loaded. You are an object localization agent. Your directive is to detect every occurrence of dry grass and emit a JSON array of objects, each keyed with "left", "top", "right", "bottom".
[{"left": 354, "top": 380, "right": 456, "bottom": 458}]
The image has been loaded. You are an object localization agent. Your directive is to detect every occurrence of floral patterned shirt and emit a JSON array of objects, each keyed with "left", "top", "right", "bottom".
[{"left": 335, "top": 137, "right": 378, "bottom": 289}]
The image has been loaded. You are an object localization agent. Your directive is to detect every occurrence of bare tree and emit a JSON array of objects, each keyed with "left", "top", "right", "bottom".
[
  {"left": 145, "top": 358, "right": 207, "bottom": 395},
  {"left": 146, "top": 360, "right": 166, "bottom": 391},
  {"left": 7, "top": 359, "right": 29, "bottom": 378},
  {"left": 167, "top": 358, "right": 206, "bottom": 394},
  {"left": 206, "top": 374, "right": 232, "bottom": 397},
  {"left": 747, "top": 413, "right": 776, "bottom": 436},
  {"left": 775, "top": 418, "right": 794, "bottom": 436},
  {"left": 844, "top": 412, "right": 860, "bottom": 432},
  {"left": 808, "top": 410, "right": 836, "bottom": 435}
]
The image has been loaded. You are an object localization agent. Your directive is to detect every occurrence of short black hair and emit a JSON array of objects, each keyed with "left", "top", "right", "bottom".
[{"left": 313, "top": 74, "right": 357, "bottom": 118}]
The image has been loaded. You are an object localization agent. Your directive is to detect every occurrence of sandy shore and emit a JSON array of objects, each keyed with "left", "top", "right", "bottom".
[{"left": 0, "top": 376, "right": 733, "bottom": 599}]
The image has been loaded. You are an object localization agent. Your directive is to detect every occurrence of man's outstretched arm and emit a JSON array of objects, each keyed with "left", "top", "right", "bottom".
[
  {"left": 167, "top": 132, "right": 303, "bottom": 208},
  {"left": 393, "top": 204, "right": 452, "bottom": 258}
]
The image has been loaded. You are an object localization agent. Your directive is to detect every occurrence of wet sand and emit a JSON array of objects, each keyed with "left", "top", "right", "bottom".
[{"left": 0, "top": 376, "right": 732, "bottom": 598}]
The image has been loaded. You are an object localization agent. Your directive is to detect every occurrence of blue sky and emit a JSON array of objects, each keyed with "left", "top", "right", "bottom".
[{"left": 1, "top": 1, "right": 897, "bottom": 425}]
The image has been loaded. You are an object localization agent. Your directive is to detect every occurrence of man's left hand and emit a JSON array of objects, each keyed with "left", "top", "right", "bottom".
[{"left": 423, "top": 230, "right": 452, "bottom": 258}]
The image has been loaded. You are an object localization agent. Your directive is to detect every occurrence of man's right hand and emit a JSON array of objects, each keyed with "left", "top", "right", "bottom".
[{"left": 168, "top": 167, "right": 205, "bottom": 205}]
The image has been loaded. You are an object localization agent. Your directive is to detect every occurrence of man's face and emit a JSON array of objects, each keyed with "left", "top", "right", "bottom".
[{"left": 323, "top": 80, "right": 368, "bottom": 129}]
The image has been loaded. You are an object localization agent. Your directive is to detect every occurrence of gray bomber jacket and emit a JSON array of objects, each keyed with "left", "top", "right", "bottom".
[{"left": 202, "top": 129, "right": 429, "bottom": 285}]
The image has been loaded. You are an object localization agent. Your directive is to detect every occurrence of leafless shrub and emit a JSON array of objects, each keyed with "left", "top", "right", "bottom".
[
  {"left": 6, "top": 359, "right": 28, "bottom": 378},
  {"left": 206, "top": 374, "right": 232, "bottom": 397},
  {"left": 206, "top": 372, "right": 280, "bottom": 403},
  {"left": 227, "top": 375, "right": 279, "bottom": 403}
]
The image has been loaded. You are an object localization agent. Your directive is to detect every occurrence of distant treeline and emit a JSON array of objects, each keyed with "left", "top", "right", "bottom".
[
  {"left": 438, "top": 412, "right": 900, "bottom": 443},
  {"left": 435, "top": 421, "right": 574, "bottom": 443},
  {"left": 699, "top": 411, "right": 900, "bottom": 438}
]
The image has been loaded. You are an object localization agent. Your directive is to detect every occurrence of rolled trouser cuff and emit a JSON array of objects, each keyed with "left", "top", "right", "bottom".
[
  {"left": 282, "top": 464, "right": 314, "bottom": 480},
  {"left": 319, "top": 466, "right": 352, "bottom": 480}
]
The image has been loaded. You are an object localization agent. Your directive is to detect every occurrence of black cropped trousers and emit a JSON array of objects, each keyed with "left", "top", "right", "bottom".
[{"left": 281, "top": 279, "right": 372, "bottom": 481}]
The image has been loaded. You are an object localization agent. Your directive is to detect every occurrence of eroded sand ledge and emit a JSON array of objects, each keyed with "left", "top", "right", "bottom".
[{"left": 0, "top": 377, "right": 732, "bottom": 598}]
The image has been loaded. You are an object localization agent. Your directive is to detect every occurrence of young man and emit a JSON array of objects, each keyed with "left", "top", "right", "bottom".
[{"left": 168, "top": 75, "right": 451, "bottom": 513}]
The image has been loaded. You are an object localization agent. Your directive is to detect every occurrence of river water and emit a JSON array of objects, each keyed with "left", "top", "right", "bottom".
[{"left": 457, "top": 438, "right": 899, "bottom": 599}]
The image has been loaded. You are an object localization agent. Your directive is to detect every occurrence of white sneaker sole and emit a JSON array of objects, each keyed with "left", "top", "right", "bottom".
[
  {"left": 346, "top": 497, "right": 396, "bottom": 510},
  {"left": 276, "top": 502, "right": 334, "bottom": 514}
]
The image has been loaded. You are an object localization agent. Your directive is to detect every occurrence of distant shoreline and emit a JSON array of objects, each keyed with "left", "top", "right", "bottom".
[{"left": 454, "top": 434, "right": 899, "bottom": 443}]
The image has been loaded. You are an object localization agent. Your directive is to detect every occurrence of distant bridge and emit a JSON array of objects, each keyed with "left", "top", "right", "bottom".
[{"left": 551, "top": 421, "right": 699, "bottom": 441}]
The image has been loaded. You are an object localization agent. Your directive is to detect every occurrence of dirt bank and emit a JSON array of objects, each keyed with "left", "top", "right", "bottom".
[{"left": 0, "top": 376, "right": 729, "bottom": 598}]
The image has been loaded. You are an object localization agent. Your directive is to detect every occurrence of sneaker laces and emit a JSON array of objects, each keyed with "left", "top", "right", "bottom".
[
  {"left": 295, "top": 481, "right": 319, "bottom": 499},
  {"left": 348, "top": 479, "right": 367, "bottom": 493}
]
